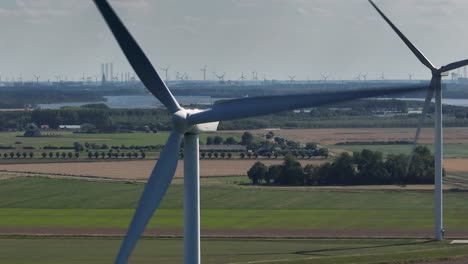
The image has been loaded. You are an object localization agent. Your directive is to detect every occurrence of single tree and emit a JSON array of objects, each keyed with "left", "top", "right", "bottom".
[
  {"left": 248, "top": 161, "right": 268, "bottom": 184},
  {"left": 213, "top": 136, "right": 223, "bottom": 145},
  {"left": 241, "top": 132, "right": 254, "bottom": 146}
]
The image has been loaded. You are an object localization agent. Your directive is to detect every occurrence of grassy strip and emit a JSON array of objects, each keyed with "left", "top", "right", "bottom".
[
  {"left": 0, "top": 208, "right": 467, "bottom": 230},
  {"left": 0, "top": 237, "right": 466, "bottom": 264},
  {"left": 1, "top": 178, "right": 468, "bottom": 210},
  {"left": 0, "top": 132, "right": 241, "bottom": 148}
]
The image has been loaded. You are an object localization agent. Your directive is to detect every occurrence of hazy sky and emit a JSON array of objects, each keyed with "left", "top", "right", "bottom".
[{"left": 0, "top": 0, "right": 468, "bottom": 82}]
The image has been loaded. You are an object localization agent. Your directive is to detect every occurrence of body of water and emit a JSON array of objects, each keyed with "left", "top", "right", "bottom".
[
  {"left": 383, "top": 98, "right": 468, "bottom": 107},
  {"left": 37, "top": 96, "right": 468, "bottom": 110},
  {"left": 38, "top": 95, "right": 231, "bottom": 109}
]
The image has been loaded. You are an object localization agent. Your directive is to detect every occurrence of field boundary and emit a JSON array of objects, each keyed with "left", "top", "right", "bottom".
[{"left": 0, "top": 227, "right": 467, "bottom": 239}]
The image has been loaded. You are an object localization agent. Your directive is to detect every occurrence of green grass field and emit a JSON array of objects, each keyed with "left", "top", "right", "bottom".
[
  {"left": 333, "top": 143, "right": 468, "bottom": 158},
  {"left": 0, "top": 131, "right": 241, "bottom": 148},
  {"left": 0, "top": 177, "right": 467, "bottom": 263},
  {"left": 0, "top": 237, "right": 466, "bottom": 264},
  {"left": 0, "top": 177, "right": 467, "bottom": 231}
]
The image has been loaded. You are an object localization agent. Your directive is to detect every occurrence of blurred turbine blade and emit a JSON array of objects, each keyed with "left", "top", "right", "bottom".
[
  {"left": 188, "top": 85, "right": 428, "bottom": 124},
  {"left": 405, "top": 83, "right": 435, "bottom": 179},
  {"left": 368, "top": 0, "right": 436, "bottom": 71},
  {"left": 94, "top": 0, "right": 181, "bottom": 113},
  {"left": 439, "top": 59, "right": 468, "bottom": 73},
  {"left": 115, "top": 131, "right": 183, "bottom": 264}
]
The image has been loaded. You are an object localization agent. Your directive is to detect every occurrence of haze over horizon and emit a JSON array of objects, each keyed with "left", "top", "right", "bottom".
[{"left": 0, "top": 0, "right": 468, "bottom": 82}]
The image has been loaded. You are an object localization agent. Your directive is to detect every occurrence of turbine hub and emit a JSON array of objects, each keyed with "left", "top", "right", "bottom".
[
  {"left": 171, "top": 108, "right": 219, "bottom": 134},
  {"left": 172, "top": 109, "right": 190, "bottom": 133}
]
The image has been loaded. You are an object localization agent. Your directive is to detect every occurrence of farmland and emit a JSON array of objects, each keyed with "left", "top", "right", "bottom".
[
  {"left": 227, "top": 127, "right": 468, "bottom": 145},
  {"left": 0, "top": 177, "right": 468, "bottom": 236},
  {"left": 0, "top": 237, "right": 467, "bottom": 264},
  {"left": 0, "top": 177, "right": 467, "bottom": 263},
  {"left": 0, "top": 131, "right": 241, "bottom": 149},
  {"left": 1, "top": 128, "right": 468, "bottom": 263}
]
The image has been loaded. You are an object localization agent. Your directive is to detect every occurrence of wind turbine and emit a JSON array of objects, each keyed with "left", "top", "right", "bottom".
[
  {"left": 33, "top": 75, "right": 40, "bottom": 84},
  {"left": 369, "top": 0, "right": 468, "bottom": 241},
  {"left": 251, "top": 71, "right": 258, "bottom": 81},
  {"left": 321, "top": 74, "right": 329, "bottom": 81},
  {"left": 361, "top": 73, "right": 368, "bottom": 81},
  {"left": 94, "top": 1, "right": 428, "bottom": 263},
  {"left": 239, "top": 72, "right": 247, "bottom": 81},
  {"left": 159, "top": 66, "right": 170, "bottom": 82},
  {"left": 288, "top": 75, "right": 296, "bottom": 84},
  {"left": 408, "top": 73, "right": 413, "bottom": 80},
  {"left": 212, "top": 72, "right": 225, "bottom": 82},
  {"left": 200, "top": 65, "right": 207, "bottom": 81}
]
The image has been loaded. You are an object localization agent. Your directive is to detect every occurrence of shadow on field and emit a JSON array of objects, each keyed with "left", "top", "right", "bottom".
[
  {"left": 294, "top": 239, "right": 435, "bottom": 256},
  {"left": 206, "top": 240, "right": 436, "bottom": 258}
]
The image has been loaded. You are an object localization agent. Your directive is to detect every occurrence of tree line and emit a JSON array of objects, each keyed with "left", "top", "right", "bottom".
[{"left": 248, "top": 147, "right": 436, "bottom": 186}]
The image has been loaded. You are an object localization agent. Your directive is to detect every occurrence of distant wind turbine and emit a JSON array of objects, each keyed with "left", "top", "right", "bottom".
[
  {"left": 200, "top": 65, "right": 207, "bottom": 81},
  {"left": 159, "top": 66, "right": 170, "bottom": 82}
]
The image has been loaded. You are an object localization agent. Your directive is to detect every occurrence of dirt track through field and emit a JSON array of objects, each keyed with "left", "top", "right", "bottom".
[{"left": 0, "top": 159, "right": 325, "bottom": 180}]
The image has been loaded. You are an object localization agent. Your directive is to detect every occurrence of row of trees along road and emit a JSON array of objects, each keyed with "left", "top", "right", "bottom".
[{"left": 248, "top": 146, "right": 437, "bottom": 186}]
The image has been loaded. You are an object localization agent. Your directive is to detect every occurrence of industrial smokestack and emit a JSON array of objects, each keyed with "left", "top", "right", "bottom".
[
  {"left": 110, "top": 63, "right": 114, "bottom": 82},
  {"left": 105, "top": 63, "right": 109, "bottom": 81},
  {"left": 101, "top": 64, "right": 105, "bottom": 82}
]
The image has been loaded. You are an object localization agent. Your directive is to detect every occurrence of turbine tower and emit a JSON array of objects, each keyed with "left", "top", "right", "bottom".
[
  {"left": 200, "top": 65, "right": 207, "bottom": 81},
  {"left": 369, "top": 0, "right": 468, "bottom": 241},
  {"left": 288, "top": 75, "right": 296, "bottom": 84},
  {"left": 94, "top": 1, "right": 429, "bottom": 263},
  {"left": 251, "top": 71, "right": 258, "bottom": 81},
  {"left": 159, "top": 66, "right": 170, "bottom": 82}
]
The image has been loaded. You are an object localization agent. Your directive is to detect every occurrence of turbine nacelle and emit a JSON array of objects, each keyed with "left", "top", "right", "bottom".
[{"left": 172, "top": 108, "right": 219, "bottom": 134}]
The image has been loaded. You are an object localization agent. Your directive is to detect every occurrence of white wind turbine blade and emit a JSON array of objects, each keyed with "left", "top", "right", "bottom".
[
  {"left": 188, "top": 85, "right": 428, "bottom": 125},
  {"left": 94, "top": 0, "right": 181, "bottom": 113},
  {"left": 115, "top": 131, "right": 183, "bottom": 264}
]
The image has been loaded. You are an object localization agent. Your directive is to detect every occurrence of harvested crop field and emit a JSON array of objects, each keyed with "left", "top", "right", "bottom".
[
  {"left": 1, "top": 158, "right": 467, "bottom": 180},
  {"left": 0, "top": 159, "right": 325, "bottom": 180},
  {"left": 221, "top": 127, "right": 468, "bottom": 144},
  {"left": 444, "top": 159, "right": 468, "bottom": 172}
]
